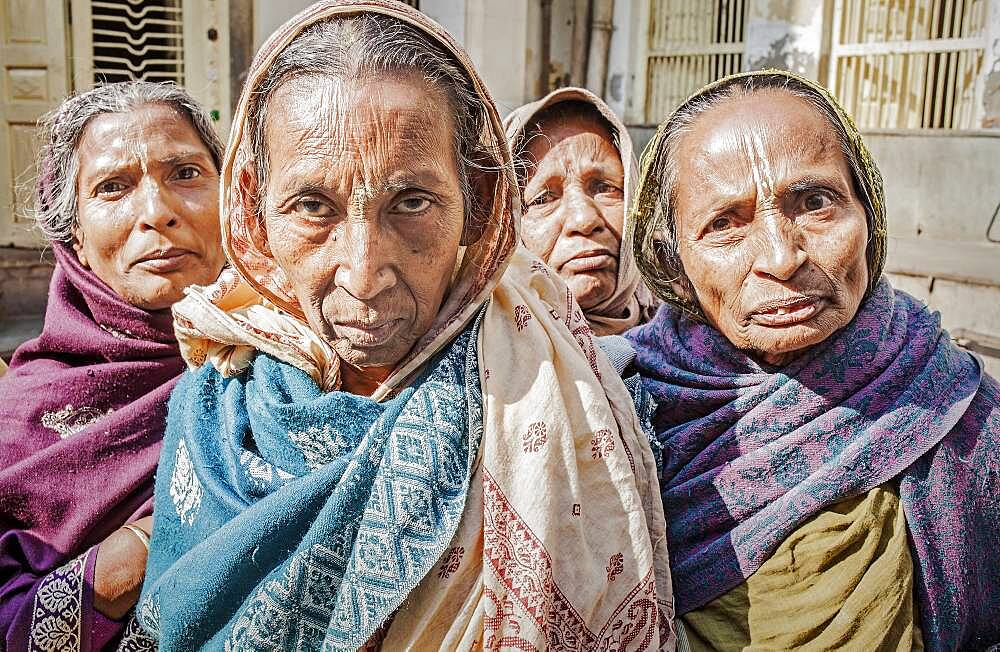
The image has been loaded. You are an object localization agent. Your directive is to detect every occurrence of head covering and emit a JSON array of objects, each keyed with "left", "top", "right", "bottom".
[
  {"left": 173, "top": 0, "right": 517, "bottom": 397},
  {"left": 143, "top": 3, "right": 675, "bottom": 650},
  {"left": 0, "top": 243, "right": 184, "bottom": 649},
  {"left": 629, "top": 69, "right": 887, "bottom": 319},
  {"left": 505, "top": 86, "right": 657, "bottom": 335},
  {"left": 625, "top": 70, "right": 1000, "bottom": 650}
]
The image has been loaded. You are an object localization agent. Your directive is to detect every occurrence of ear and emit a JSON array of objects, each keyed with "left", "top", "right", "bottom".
[
  {"left": 460, "top": 165, "right": 498, "bottom": 246},
  {"left": 237, "top": 164, "right": 272, "bottom": 257},
  {"left": 71, "top": 224, "right": 89, "bottom": 268}
]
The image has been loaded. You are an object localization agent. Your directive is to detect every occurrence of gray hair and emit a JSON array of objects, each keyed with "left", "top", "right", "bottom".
[
  {"left": 33, "top": 81, "right": 223, "bottom": 244},
  {"left": 248, "top": 14, "right": 497, "bottom": 225},
  {"left": 635, "top": 74, "right": 877, "bottom": 312}
]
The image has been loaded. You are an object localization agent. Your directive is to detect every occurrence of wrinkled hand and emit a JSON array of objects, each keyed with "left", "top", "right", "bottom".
[{"left": 93, "top": 515, "right": 153, "bottom": 620}]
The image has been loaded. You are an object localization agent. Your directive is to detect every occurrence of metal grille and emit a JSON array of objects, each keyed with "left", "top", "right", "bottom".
[
  {"left": 90, "top": 0, "right": 184, "bottom": 84},
  {"left": 829, "top": 0, "right": 987, "bottom": 129},
  {"left": 644, "top": 0, "right": 746, "bottom": 123}
]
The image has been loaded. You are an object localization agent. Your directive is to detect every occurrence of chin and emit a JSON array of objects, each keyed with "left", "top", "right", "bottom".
[
  {"left": 567, "top": 278, "right": 615, "bottom": 311},
  {"left": 338, "top": 342, "right": 411, "bottom": 370},
  {"left": 748, "top": 325, "right": 832, "bottom": 361}
]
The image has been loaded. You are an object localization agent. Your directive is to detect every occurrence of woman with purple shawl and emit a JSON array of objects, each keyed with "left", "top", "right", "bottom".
[
  {"left": 624, "top": 70, "right": 1000, "bottom": 650},
  {"left": 0, "top": 81, "right": 225, "bottom": 651}
]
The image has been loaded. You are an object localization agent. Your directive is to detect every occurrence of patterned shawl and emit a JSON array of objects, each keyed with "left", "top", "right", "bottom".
[
  {"left": 505, "top": 87, "right": 657, "bottom": 336},
  {"left": 625, "top": 69, "right": 1000, "bottom": 651},
  {"left": 140, "top": 2, "right": 675, "bottom": 650},
  {"left": 0, "top": 244, "right": 184, "bottom": 651}
]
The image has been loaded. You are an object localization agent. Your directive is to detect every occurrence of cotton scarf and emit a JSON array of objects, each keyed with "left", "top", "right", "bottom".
[
  {"left": 505, "top": 86, "right": 657, "bottom": 336},
  {"left": 0, "top": 244, "right": 183, "bottom": 651},
  {"left": 138, "top": 2, "right": 675, "bottom": 650}
]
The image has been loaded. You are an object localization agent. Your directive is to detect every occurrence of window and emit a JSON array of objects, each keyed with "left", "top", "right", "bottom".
[
  {"left": 639, "top": 0, "right": 747, "bottom": 124},
  {"left": 828, "top": 0, "right": 988, "bottom": 129},
  {"left": 89, "top": 0, "right": 184, "bottom": 84}
]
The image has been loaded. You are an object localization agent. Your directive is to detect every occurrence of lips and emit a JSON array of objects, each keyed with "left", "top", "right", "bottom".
[
  {"left": 749, "top": 296, "right": 824, "bottom": 327},
  {"left": 561, "top": 250, "right": 616, "bottom": 273},
  {"left": 334, "top": 318, "right": 403, "bottom": 348},
  {"left": 133, "top": 247, "right": 194, "bottom": 273}
]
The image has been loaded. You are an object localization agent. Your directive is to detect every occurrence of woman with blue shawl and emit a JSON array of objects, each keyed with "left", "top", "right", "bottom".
[
  {"left": 137, "top": 2, "right": 675, "bottom": 650},
  {"left": 624, "top": 70, "right": 999, "bottom": 650}
]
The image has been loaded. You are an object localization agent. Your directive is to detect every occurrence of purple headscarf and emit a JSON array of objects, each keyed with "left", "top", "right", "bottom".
[
  {"left": 0, "top": 243, "right": 183, "bottom": 651},
  {"left": 626, "top": 280, "right": 1000, "bottom": 650}
]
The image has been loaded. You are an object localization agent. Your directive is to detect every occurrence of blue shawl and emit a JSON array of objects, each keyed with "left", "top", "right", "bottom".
[{"left": 138, "top": 321, "right": 482, "bottom": 650}]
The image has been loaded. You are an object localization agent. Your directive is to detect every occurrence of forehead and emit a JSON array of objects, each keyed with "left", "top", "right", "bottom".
[
  {"left": 679, "top": 91, "right": 843, "bottom": 173},
  {"left": 524, "top": 109, "right": 618, "bottom": 164},
  {"left": 77, "top": 104, "right": 209, "bottom": 172},
  {"left": 263, "top": 73, "right": 456, "bottom": 163}
]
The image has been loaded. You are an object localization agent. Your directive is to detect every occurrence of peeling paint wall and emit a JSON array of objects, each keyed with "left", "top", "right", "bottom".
[
  {"left": 984, "top": 0, "right": 1000, "bottom": 127},
  {"left": 744, "top": 0, "right": 823, "bottom": 77}
]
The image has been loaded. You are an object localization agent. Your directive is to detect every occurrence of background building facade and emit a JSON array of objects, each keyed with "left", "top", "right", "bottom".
[{"left": 1, "top": 0, "right": 998, "bottom": 373}]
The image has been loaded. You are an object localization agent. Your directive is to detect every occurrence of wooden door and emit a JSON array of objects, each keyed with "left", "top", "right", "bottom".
[{"left": 0, "top": 0, "right": 69, "bottom": 246}]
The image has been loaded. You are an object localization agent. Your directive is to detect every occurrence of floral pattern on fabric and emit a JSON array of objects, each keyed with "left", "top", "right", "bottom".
[
  {"left": 40, "top": 404, "right": 113, "bottom": 439},
  {"left": 170, "top": 438, "right": 203, "bottom": 526},
  {"left": 116, "top": 616, "right": 157, "bottom": 651},
  {"left": 28, "top": 553, "right": 85, "bottom": 652}
]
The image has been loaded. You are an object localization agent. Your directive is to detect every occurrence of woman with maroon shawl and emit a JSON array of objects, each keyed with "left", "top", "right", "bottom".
[{"left": 0, "top": 81, "right": 225, "bottom": 651}]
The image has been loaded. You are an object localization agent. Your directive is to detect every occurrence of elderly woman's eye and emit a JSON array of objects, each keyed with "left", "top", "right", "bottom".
[
  {"left": 294, "top": 197, "right": 333, "bottom": 217},
  {"left": 393, "top": 196, "right": 432, "bottom": 214},
  {"left": 96, "top": 180, "right": 126, "bottom": 196},
  {"left": 803, "top": 192, "right": 833, "bottom": 212},
  {"left": 593, "top": 181, "right": 622, "bottom": 197},
  {"left": 527, "top": 191, "right": 555, "bottom": 208},
  {"left": 176, "top": 165, "right": 201, "bottom": 181},
  {"left": 707, "top": 216, "right": 733, "bottom": 232}
]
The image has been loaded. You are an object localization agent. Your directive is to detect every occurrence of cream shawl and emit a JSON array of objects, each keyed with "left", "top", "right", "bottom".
[
  {"left": 171, "top": 1, "right": 674, "bottom": 649},
  {"left": 505, "top": 86, "right": 657, "bottom": 336}
]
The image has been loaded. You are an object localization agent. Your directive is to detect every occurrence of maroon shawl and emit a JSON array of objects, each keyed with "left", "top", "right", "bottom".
[{"left": 0, "top": 244, "right": 183, "bottom": 651}]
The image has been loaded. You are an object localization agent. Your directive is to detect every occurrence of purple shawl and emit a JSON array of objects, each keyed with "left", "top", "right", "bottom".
[
  {"left": 625, "top": 279, "right": 1000, "bottom": 650},
  {"left": 0, "top": 244, "right": 183, "bottom": 651}
]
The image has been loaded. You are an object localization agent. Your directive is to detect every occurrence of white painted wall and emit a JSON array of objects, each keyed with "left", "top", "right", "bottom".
[
  {"left": 251, "top": 0, "right": 536, "bottom": 114},
  {"left": 253, "top": 0, "right": 316, "bottom": 50}
]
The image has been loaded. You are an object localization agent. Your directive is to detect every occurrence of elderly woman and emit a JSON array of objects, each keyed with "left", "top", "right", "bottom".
[
  {"left": 137, "top": 2, "right": 674, "bottom": 650},
  {"left": 506, "top": 87, "right": 656, "bottom": 335},
  {"left": 0, "top": 82, "right": 224, "bottom": 650},
  {"left": 625, "top": 70, "right": 1000, "bottom": 650}
]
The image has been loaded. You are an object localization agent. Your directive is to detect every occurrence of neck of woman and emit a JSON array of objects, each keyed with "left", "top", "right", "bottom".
[{"left": 341, "top": 363, "right": 394, "bottom": 397}]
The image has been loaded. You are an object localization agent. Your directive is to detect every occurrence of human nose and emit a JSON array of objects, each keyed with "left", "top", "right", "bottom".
[
  {"left": 135, "top": 178, "right": 179, "bottom": 232},
  {"left": 559, "top": 184, "right": 605, "bottom": 237},
  {"left": 333, "top": 220, "right": 398, "bottom": 300},
  {"left": 750, "top": 210, "right": 807, "bottom": 281}
]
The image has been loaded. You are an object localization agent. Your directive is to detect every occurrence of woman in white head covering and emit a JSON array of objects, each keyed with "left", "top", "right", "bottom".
[{"left": 506, "top": 87, "right": 656, "bottom": 336}]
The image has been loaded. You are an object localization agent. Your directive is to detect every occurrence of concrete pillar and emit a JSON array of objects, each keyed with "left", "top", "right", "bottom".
[
  {"left": 463, "top": 0, "right": 531, "bottom": 114},
  {"left": 743, "top": 0, "right": 825, "bottom": 80},
  {"left": 604, "top": 0, "right": 634, "bottom": 120}
]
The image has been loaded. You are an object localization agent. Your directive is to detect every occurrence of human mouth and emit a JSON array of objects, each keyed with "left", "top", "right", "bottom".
[
  {"left": 749, "top": 296, "right": 824, "bottom": 326},
  {"left": 334, "top": 319, "right": 403, "bottom": 348},
  {"left": 133, "top": 247, "right": 194, "bottom": 273},
  {"left": 561, "top": 250, "right": 616, "bottom": 273}
]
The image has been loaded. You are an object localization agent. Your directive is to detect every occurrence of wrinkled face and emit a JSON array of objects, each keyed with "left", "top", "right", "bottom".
[
  {"left": 74, "top": 104, "right": 224, "bottom": 310},
  {"left": 672, "top": 91, "right": 869, "bottom": 364},
  {"left": 521, "top": 113, "right": 624, "bottom": 310},
  {"left": 259, "top": 73, "right": 467, "bottom": 377}
]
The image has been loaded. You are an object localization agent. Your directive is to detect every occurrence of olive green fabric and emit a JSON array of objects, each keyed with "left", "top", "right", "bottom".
[
  {"left": 628, "top": 69, "right": 887, "bottom": 320},
  {"left": 682, "top": 485, "right": 922, "bottom": 651}
]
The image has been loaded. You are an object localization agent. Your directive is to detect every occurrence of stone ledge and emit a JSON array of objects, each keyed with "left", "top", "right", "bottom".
[{"left": 886, "top": 237, "right": 1000, "bottom": 288}]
